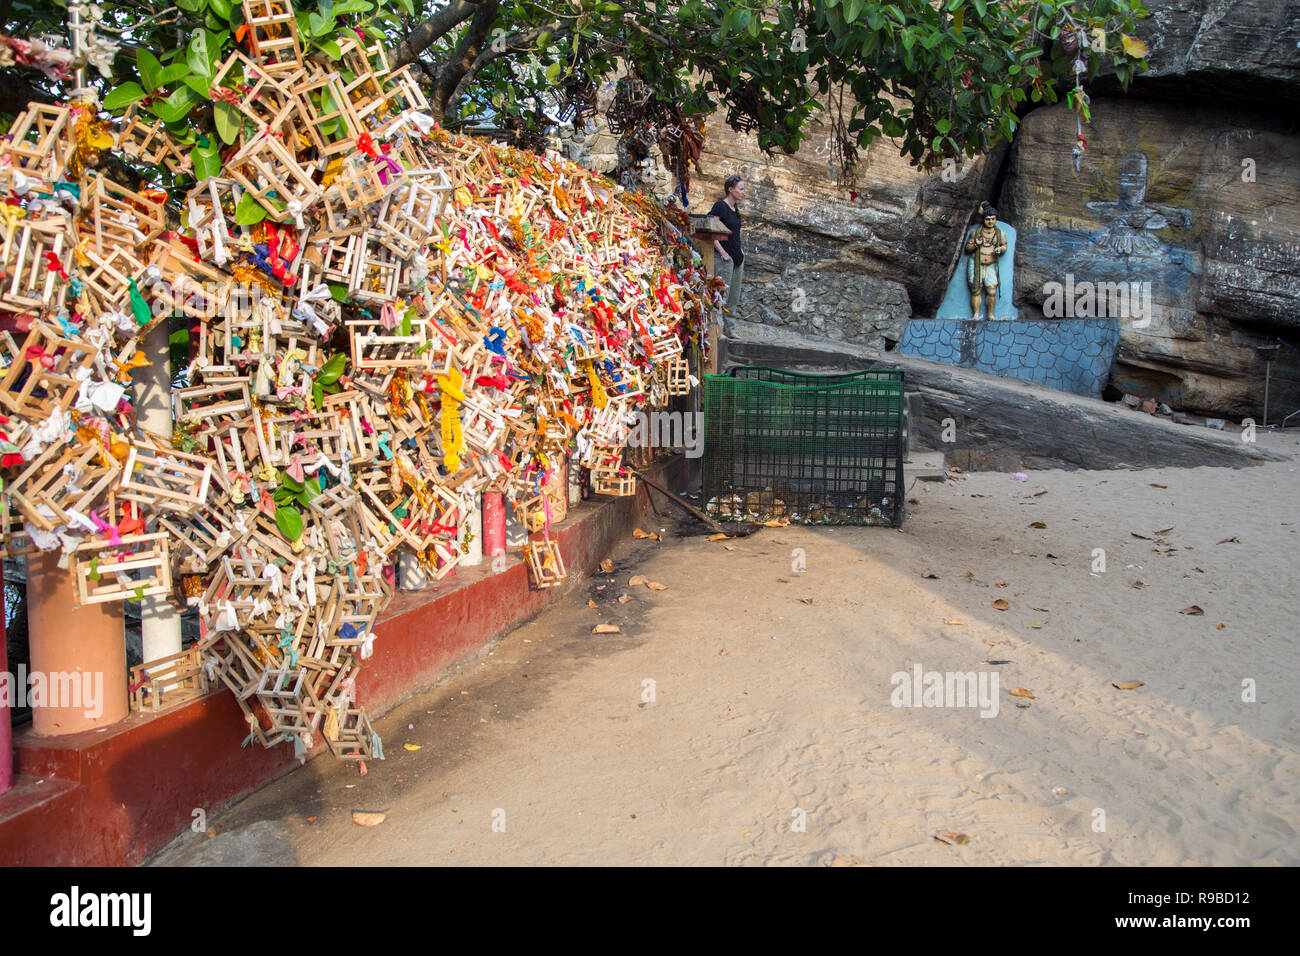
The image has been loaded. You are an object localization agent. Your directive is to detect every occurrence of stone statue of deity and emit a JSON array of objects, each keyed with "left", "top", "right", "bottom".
[{"left": 965, "top": 201, "right": 1009, "bottom": 319}]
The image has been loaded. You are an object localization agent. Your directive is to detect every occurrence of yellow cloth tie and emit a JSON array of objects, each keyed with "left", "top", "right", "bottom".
[
  {"left": 438, "top": 367, "right": 466, "bottom": 473},
  {"left": 583, "top": 359, "right": 608, "bottom": 409}
]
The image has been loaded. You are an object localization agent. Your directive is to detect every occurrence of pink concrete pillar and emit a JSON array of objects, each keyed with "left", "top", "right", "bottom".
[
  {"left": 25, "top": 551, "right": 127, "bottom": 736},
  {"left": 482, "top": 492, "right": 506, "bottom": 558},
  {"left": 1, "top": 576, "right": 11, "bottom": 795}
]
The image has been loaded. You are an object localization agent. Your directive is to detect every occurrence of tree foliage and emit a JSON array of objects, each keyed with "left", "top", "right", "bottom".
[{"left": 0, "top": 0, "right": 1150, "bottom": 185}]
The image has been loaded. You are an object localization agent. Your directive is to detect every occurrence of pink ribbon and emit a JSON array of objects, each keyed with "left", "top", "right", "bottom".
[
  {"left": 374, "top": 155, "right": 402, "bottom": 186},
  {"left": 286, "top": 455, "right": 305, "bottom": 483},
  {"left": 89, "top": 509, "right": 122, "bottom": 546}
]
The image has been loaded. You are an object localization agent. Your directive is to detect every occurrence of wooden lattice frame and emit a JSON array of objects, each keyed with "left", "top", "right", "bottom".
[
  {"left": 523, "top": 537, "right": 566, "bottom": 589},
  {"left": 240, "top": 0, "right": 305, "bottom": 75},
  {"left": 175, "top": 378, "right": 252, "bottom": 425},
  {"left": 6, "top": 441, "right": 121, "bottom": 531},
  {"left": 346, "top": 317, "right": 430, "bottom": 371},
  {"left": 130, "top": 647, "right": 209, "bottom": 714},
  {"left": 227, "top": 132, "right": 322, "bottom": 223},
  {"left": 0, "top": 320, "right": 98, "bottom": 417},
  {"left": 118, "top": 441, "right": 214, "bottom": 514},
  {"left": 1, "top": 103, "right": 71, "bottom": 182},
  {"left": 2, "top": 218, "right": 70, "bottom": 312},
  {"left": 73, "top": 532, "right": 172, "bottom": 606}
]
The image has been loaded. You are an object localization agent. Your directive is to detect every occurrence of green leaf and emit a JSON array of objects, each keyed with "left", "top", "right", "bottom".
[
  {"left": 844, "top": 0, "right": 864, "bottom": 23},
  {"left": 279, "top": 470, "right": 304, "bottom": 493},
  {"left": 393, "top": 0, "right": 413, "bottom": 14},
  {"left": 209, "top": 0, "right": 232, "bottom": 18},
  {"left": 936, "top": 118, "right": 952, "bottom": 134},
  {"left": 214, "top": 100, "right": 239, "bottom": 144},
  {"left": 309, "top": 11, "right": 330, "bottom": 36},
  {"left": 137, "top": 49, "right": 162, "bottom": 92},
  {"left": 316, "top": 352, "right": 347, "bottom": 385},
  {"left": 545, "top": 62, "right": 561, "bottom": 83},
  {"left": 188, "top": 32, "right": 213, "bottom": 76},
  {"left": 192, "top": 143, "right": 221, "bottom": 181},
  {"left": 101, "top": 82, "right": 146, "bottom": 112},
  {"left": 182, "top": 73, "right": 212, "bottom": 97},
  {"left": 176, "top": 0, "right": 203, "bottom": 11},
  {"left": 328, "top": 282, "right": 349, "bottom": 303},
  {"left": 235, "top": 192, "right": 269, "bottom": 225},
  {"left": 972, "top": 0, "right": 987, "bottom": 16},
  {"left": 319, "top": 39, "right": 343, "bottom": 59},
  {"left": 169, "top": 329, "right": 191, "bottom": 346},
  {"left": 157, "top": 63, "right": 191, "bottom": 86},
  {"left": 275, "top": 506, "right": 304, "bottom": 543},
  {"left": 296, "top": 482, "right": 319, "bottom": 507}
]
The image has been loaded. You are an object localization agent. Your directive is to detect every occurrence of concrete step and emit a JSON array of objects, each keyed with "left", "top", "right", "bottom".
[{"left": 905, "top": 450, "right": 947, "bottom": 483}]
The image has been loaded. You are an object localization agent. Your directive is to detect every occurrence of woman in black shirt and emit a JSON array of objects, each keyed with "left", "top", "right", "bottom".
[{"left": 708, "top": 176, "right": 745, "bottom": 338}]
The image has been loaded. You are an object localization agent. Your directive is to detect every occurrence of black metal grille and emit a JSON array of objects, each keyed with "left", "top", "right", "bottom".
[{"left": 702, "top": 368, "right": 905, "bottom": 526}]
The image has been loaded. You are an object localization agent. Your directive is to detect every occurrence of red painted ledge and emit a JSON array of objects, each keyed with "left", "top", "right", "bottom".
[{"left": 0, "top": 453, "right": 687, "bottom": 866}]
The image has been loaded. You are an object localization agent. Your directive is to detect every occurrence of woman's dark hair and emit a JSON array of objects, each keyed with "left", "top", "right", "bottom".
[{"left": 723, "top": 176, "right": 743, "bottom": 198}]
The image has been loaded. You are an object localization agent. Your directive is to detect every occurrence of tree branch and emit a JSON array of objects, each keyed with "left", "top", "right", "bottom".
[
  {"left": 430, "top": 0, "right": 501, "bottom": 117},
  {"left": 389, "top": 0, "right": 483, "bottom": 69},
  {"left": 444, "top": 22, "right": 570, "bottom": 115}
]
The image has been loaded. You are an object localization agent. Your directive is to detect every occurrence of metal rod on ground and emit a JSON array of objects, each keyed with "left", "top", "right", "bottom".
[{"left": 630, "top": 467, "right": 760, "bottom": 537}]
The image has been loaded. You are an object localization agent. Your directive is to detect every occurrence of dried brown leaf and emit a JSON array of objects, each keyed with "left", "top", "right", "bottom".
[
  {"left": 1009, "top": 687, "right": 1036, "bottom": 699},
  {"left": 628, "top": 574, "right": 647, "bottom": 587},
  {"left": 934, "top": 830, "right": 970, "bottom": 846},
  {"left": 1029, "top": 521, "right": 1047, "bottom": 529},
  {"left": 632, "top": 528, "right": 649, "bottom": 538},
  {"left": 1179, "top": 605, "right": 1204, "bottom": 616},
  {"left": 599, "top": 558, "right": 614, "bottom": 573},
  {"left": 646, "top": 581, "right": 669, "bottom": 591},
  {"left": 993, "top": 599, "right": 1010, "bottom": 610},
  {"left": 352, "top": 811, "right": 387, "bottom": 827},
  {"left": 1112, "top": 680, "right": 1144, "bottom": 690},
  {"left": 708, "top": 533, "right": 728, "bottom": 541},
  {"left": 592, "top": 624, "right": 621, "bottom": 634}
]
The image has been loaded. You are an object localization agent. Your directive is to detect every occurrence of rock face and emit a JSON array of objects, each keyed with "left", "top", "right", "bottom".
[
  {"left": 1001, "top": 98, "right": 1300, "bottom": 417},
  {"left": 568, "top": 0, "right": 1300, "bottom": 418},
  {"left": 686, "top": 1, "right": 1300, "bottom": 418},
  {"left": 694, "top": 111, "right": 1006, "bottom": 328},
  {"left": 1128, "top": 0, "right": 1300, "bottom": 103}
]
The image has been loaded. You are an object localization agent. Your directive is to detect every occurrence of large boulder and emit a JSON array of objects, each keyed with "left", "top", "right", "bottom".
[{"left": 1000, "top": 99, "right": 1300, "bottom": 417}]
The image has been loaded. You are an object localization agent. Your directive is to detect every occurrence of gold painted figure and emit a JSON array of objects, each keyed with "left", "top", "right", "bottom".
[{"left": 965, "top": 201, "right": 1008, "bottom": 319}]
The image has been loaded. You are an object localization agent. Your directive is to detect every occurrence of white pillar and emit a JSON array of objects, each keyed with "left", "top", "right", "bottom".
[
  {"left": 134, "top": 320, "right": 183, "bottom": 664},
  {"left": 460, "top": 494, "right": 484, "bottom": 566}
]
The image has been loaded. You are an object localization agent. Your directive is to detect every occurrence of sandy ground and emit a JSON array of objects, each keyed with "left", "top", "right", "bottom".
[{"left": 153, "top": 430, "right": 1300, "bottom": 866}]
